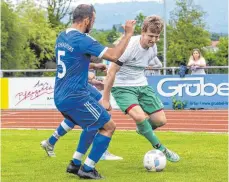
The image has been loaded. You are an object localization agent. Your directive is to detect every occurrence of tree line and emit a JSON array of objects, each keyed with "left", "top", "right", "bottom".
[{"left": 1, "top": 0, "right": 228, "bottom": 73}]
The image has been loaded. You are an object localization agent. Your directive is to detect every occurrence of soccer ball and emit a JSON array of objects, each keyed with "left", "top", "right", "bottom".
[{"left": 143, "top": 149, "right": 166, "bottom": 172}]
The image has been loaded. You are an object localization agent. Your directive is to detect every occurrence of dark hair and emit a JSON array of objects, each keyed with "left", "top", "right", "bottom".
[{"left": 72, "top": 4, "right": 95, "bottom": 23}]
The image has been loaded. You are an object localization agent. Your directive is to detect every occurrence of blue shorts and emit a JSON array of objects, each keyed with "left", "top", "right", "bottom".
[
  {"left": 61, "top": 96, "right": 111, "bottom": 131},
  {"left": 88, "top": 84, "right": 102, "bottom": 101}
]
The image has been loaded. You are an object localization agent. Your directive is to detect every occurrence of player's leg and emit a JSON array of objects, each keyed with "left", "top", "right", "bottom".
[
  {"left": 111, "top": 87, "right": 164, "bottom": 148},
  {"left": 40, "top": 118, "right": 75, "bottom": 157},
  {"left": 149, "top": 110, "right": 180, "bottom": 162},
  {"left": 63, "top": 97, "right": 115, "bottom": 179},
  {"left": 68, "top": 84, "right": 102, "bottom": 167},
  {"left": 139, "top": 86, "right": 166, "bottom": 130},
  {"left": 78, "top": 119, "right": 116, "bottom": 179},
  {"left": 66, "top": 129, "right": 98, "bottom": 175},
  {"left": 85, "top": 84, "right": 123, "bottom": 161},
  {"left": 139, "top": 86, "right": 180, "bottom": 162},
  {"left": 40, "top": 84, "right": 99, "bottom": 157},
  {"left": 127, "top": 105, "right": 167, "bottom": 151},
  {"left": 112, "top": 86, "right": 179, "bottom": 162},
  {"left": 40, "top": 83, "right": 121, "bottom": 160}
]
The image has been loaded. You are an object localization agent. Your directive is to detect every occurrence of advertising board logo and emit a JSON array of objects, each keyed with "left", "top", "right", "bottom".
[
  {"left": 15, "top": 80, "right": 54, "bottom": 106},
  {"left": 157, "top": 77, "right": 229, "bottom": 97}
]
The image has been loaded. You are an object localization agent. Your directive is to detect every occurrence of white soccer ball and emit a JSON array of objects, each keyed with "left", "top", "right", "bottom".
[{"left": 143, "top": 149, "right": 166, "bottom": 172}]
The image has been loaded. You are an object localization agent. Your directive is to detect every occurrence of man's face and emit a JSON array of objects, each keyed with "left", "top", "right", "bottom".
[
  {"left": 85, "top": 12, "right": 96, "bottom": 33},
  {"left": 141, "top": 29, "right": 160, "bottom": 48}
]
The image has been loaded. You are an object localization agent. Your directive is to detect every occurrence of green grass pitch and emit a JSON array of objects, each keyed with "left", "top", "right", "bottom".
[{"left": 1, "top": 130, "right": 228, "bottom": 182}]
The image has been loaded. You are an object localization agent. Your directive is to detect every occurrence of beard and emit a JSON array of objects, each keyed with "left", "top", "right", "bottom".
[
  {"left": 85, "top": 22, "right": 92, "bottom": 33},
  {"left": 85, "top": 27, "right": 90, "bottom": 33}
]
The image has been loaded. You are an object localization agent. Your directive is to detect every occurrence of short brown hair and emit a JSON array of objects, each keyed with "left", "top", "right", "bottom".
[{"left": 142, "top": 15, "right": 164, "bottom": 34}]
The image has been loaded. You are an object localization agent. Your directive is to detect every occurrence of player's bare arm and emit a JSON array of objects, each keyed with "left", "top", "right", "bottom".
[
  {"left": 102, "top": 63, "right": 121, "bottom": 110},
  {"left": 88, "top": 66, "right": 105, "bottom": 91},
  {"left": 102, "top": 20, "right": 136, "bottom": 62},
  {"left": 89, "top": 63, "right": 107, "bottom": 72}
]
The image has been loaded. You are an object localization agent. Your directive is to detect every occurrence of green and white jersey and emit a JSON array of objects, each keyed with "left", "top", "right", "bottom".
[{"left": 113, "top": 35, "right": 157, "bottom": 87}]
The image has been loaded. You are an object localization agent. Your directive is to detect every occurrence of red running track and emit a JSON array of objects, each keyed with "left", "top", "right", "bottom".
[{"left": 1, "top": 109, "right": 228, "bottom": 133}]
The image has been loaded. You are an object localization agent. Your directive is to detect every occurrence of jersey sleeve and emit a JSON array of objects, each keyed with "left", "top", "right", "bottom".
[{"left": 78, "top": 34, "right": 108, "bottom": 58}]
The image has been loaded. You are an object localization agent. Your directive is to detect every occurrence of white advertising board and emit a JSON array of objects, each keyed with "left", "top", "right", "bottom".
[
  {"left": 8, "top": 77, "right": 120, "bottom": 109},
  {"left": 9, "top": 78, "right": 55, "bottom": 109}
]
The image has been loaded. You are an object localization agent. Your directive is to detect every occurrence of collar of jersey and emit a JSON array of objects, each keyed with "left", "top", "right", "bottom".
[{"left": 66, "top": 28, "right": 82, "bottom": 34}]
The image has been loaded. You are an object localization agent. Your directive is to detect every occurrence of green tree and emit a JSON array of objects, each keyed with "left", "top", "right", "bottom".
[
  {"left": 47, "top": 0, "right": 73, "bottom": 28},
  {"left": 211, "top": 33, "right": 220, "bottom": 41},
  {"left": 134, "top": 12, "right": 146, "bottom": 35},
  {"left": 214, "top": 37, "right": 228, "bottom": 66},
  {"left": 1, "top": 1, "right": 32, "bottom": 70},
  {"left": 16, "top": 1, "right": 57, "bottom": 69},
  {"left": 107, "top": 25, "right": 121, "bottom": 44},
  {"left": 167, "top": 0, "right": 211, "bottom": 66},
  {"left": 203, "top": 37, "right": 228, "bottom": 73},
  {"left": 90, "top": 29, "right": 110, "bottom": 46}
]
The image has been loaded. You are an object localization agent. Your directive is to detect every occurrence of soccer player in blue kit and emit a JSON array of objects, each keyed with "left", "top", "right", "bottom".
[
  {"left": 41, "top": 66, "right": 123, "bottom": 161},
  {"left": 51, "top": 4, "right": 136, "bottom": 179}
]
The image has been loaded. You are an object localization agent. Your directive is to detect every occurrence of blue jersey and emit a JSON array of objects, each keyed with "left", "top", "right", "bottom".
[{"left": 54, "top": 28, "right": 107, "bottom": 111}]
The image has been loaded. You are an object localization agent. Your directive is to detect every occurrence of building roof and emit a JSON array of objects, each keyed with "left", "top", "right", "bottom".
[{"left": 211, "top": 41, "right": 219, "bottom": 47}]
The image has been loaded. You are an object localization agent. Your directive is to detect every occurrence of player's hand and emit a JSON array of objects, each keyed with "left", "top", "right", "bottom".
[
  {"left": 88, "top": 72, "right": 96, "bottom": 80},
  {"left": 123, "top": 20, "right": 136, "bottom": 36},
  {"left": 102, "top": 99, "right": 112, "bottom": 111},
  {"left": 93, "top": 63, "right": 107, "bottom": 72},
  {"left": 90, "top": 79, "right": 104, "bottom": 91}
]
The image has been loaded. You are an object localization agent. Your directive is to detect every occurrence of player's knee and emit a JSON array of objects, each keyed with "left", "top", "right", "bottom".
[
  {"left": 159, "top": 118, "right": 167, "bottom": 125},
  {"left": 159, "top": 120, "right": 166, "bottom": 127},
  {"left": 103, "top": 120, "right": 116, "bottom": 135},
  {"left": 109, "top": 121, "right": 116, "bottom": 134},
  {"left": 149, "top": 112, "right": 167, "bottom": 127},
  {"left": 133, "top": 115, "right": 147, "bottom": 123},
  {"left": 152, "top": 118, "right": 167, "bottom": 127}
]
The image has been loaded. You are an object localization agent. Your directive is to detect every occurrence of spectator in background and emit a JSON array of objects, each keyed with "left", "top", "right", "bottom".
[
  {"left": 144, "top": 56, "right": 162, "bottom": 76},
  {"left": 187, "top": 48, "right": 206, "bottom": 75}
]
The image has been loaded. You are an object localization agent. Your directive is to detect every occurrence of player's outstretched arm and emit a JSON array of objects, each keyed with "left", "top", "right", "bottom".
[
  {"left": 102, "top": 20, "right": 136, "bottom": 62},
  {"left": 89, "top": 63, "right": 107, "bottom": 72},
  {"left": 102, "top": 63, "right": 121, "bottom": 110}
]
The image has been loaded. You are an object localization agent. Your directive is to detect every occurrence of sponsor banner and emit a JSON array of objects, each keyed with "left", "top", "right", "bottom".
[
  {"left": 147, "top": 74, "right": 229, "bottom": 109},
  {"left": 8, "top": 77, "right": 120, "bottom": 109},
  {"left": 7, "top": 74, "right": 229, "bottom": 109},
  {"left": 9, "top": 78, "right": 55, "bottom": 109}
]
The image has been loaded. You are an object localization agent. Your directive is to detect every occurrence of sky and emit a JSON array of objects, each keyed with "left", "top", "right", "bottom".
[
  {"left": 10, "top": 0, "right": 228, "bottom": 33},
  {"left": 71, "top": 0, "right": 163, "bottom": 5}
]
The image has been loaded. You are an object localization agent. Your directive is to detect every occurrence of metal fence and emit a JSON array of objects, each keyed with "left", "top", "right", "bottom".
[
  {"left": 0, "top": 66, "right": 228, "bottom": 77},
  {"left": 144, "top": 66, "right": 229, "bottom": 75}
]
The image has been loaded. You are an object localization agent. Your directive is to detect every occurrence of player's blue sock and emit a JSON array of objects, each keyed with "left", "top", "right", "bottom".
[
  {"left": 83, "top": 133, "right": 111, "bottom": 171},
  {"left": 48, "top": 119, "right": 75, "bottom": 146},
  {"left": 73, "top": 130, "right": 98, "bottom": 166}
]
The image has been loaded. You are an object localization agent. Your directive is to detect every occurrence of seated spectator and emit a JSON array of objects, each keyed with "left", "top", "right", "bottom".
[
  {"left": 187, "top": 49, "right": 206, "bottom": 75},
  {"left": 145, "top": 56, "right": 162, "bottom": 76}
]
